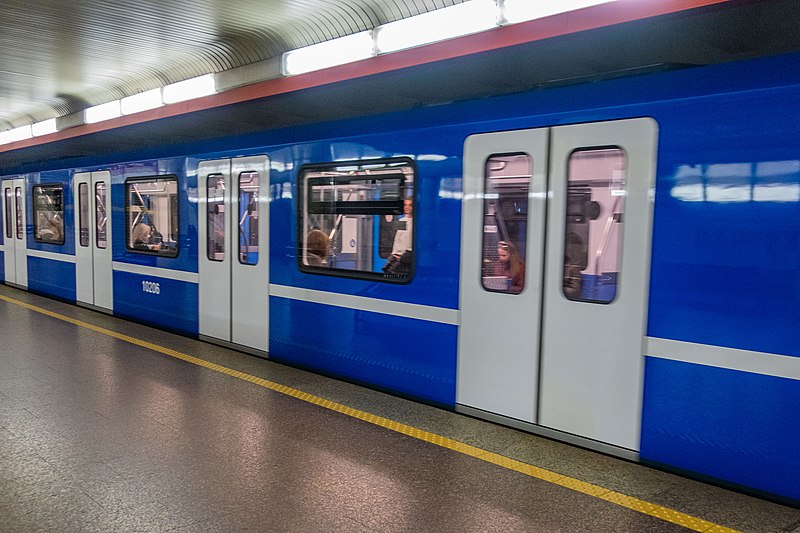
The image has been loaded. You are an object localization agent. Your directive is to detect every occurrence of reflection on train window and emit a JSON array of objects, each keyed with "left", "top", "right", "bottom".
[
  {"left": 33, "top": 185, "right": 65, "bottom": 245},
  {"left": 207, "top": 174, "right": 225, "bottom": 261},
  {"left": 563, "top": 148, "right": 626, "bottom": 303},
  {"left": 78, "top": 183, "right": 89, "bottom": 247},
  {"left": 125, "top": 176, "right": 179, "bottom": 257},
  {"left": 4, "top": 188, "right": 12, "bottom": 239},
  {"left": 299, "top": 159, "right": 415, "bottom": 282},
  {"left": 95, "top": 182, "right": 108, "bottom": 249},
  {"left": 15, "top": 187, "right": 23, "bottom": 240},
  {"left": 481, "top": 154, "right": 530, "bottom": 294},
  {"left": 238, "top": 172, "right": 260, "bottom": 266}
]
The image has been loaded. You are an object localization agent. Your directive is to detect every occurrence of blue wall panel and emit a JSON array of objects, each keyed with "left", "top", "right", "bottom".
[
  {"left": 0, "top": 251, "right": 4, "bottom": 282},
  {"left": 641, "top": 356, "right": 800, "bottom": 503},
  {"left": 647, "top": 87, "right": 800, "bottom": 358},
  {"left": 27, "top": 256, "right": 76, "bottom": 302},
  {"left": 113, "top": 270, "right": 198, "bottom": 336},
  {"left": 269, "top": 296, "right": 457, "bottom": 405}
]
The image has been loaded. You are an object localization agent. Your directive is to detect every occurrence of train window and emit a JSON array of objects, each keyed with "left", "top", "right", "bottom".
[
  {"left": 563, "top": 148, "right": 626, "bottom": 303},
  {"left": 298, "top": 158, "right": 415, "bottom": 282},
  {"left": 78, "top": 183, "right": 89, "bottom": 247},
  {"left": 4, "top": 188, "right": 11, "bottom": 239},
  {"left": 125, "top": 176, "right": 179, "bottom": 257},
  {"left": 15, "top": 187, "right": 23, "bottom": 240},
  {"left": 238, "top": 172, "right": 260, "bottom": 266},
  {"left": 481, "top": 154, "right": 531, "bottom": 294},
  {"left": 33, "top": 185, "right": 65, "bottom": 245},
  {"left": 207, "top": 175, "right": 225, "bottom": 261},
  {"left": 96, "top": 182, "right": 107, "bottom": 249}
]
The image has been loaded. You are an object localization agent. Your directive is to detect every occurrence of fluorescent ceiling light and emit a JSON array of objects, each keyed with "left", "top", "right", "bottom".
[
  {"left": 85, "top": 101, "right": 122, "bottom": 124},
  {"left": 283, "top": 31, "right": 374, "bottom": 76},
  {"left": 121, "top": 88, "right": 163, "bottom": 115},
  {"left": 0, "top": 125, "right": 33, "bottom": 144},
  {"left": 162, "top": 74, "right": 217, "bottom": 104},
  {"left": 502, "top": 0, "right": 616, "bottom": 24},
  {"left": 375, "top": 0, "right": 497, "bottom": 54},
  {"left": 32, "top": 119, "right": 58, "bottom": 137}
]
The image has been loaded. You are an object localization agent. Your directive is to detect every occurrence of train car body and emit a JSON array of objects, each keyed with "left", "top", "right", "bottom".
[{"left": 1, "top": 51, "right": 798, "bottom": 505}]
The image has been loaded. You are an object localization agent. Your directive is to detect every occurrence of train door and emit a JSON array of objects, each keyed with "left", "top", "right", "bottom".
[
  {"left": 74, "top": 171, "right": 113, "bottom": 311},
  {"left": 198, "top": 156, "right": 269, "bottom": 353},
  {"left": 457, "top": 118, "right": 657, "bottom": 453},
  {"left": 2, "top": 178, "right": 28, "bottom": 288},
  {"left": 457, "top": 129, "right": 549, "bottom": 423}
]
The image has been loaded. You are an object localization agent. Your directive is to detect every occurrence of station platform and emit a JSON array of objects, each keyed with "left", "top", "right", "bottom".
[{"left": 0, "top": 284, "right": 797, "bottom": 532}]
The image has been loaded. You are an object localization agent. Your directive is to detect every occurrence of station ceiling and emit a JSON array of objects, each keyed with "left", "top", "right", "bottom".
[{"left": 1, "top": 0, "right": 799, "bottom": 173}]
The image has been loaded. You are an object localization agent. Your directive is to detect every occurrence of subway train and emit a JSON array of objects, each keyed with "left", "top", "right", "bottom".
[{"left": 1, "top": 50, "right": 798, "bottom": 506}]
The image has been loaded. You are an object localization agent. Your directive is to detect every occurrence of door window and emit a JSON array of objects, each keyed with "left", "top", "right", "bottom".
[
  {"left": 481, "top": 154, "right": 531, "bottom": 294},
  {"left": 207, "top": 175, "right": 225, "bottom": 261},
  {"left": 96, "top": 182, "right": 107, "bottom": 249},
  {"left": 238, "top": 172, "right": 260, "bottom": 265},
  {"left": 4, "top": 188, "right": 12, "bottom": 239},
  {"left": 562, "top": 148, "right": 626, "bottom": 303},
  {"left": 78, "top": 183, "right": 90, "bottom": 247},
  {"left": 15, "top": 187, "right": 22, "bottom": 239}
]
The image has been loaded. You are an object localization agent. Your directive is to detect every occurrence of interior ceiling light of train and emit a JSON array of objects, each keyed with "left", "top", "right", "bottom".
[{"left": 0, "top": 0, "right": 641, "bottom": 144}]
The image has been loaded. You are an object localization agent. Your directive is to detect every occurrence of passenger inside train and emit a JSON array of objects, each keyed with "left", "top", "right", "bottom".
[{"left": 131, "top": 223, "right": 161, "bottom": 251}]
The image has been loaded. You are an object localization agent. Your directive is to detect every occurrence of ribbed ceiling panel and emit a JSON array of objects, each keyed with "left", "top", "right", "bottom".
[{"left": 0, "top": 0, "right": 467, "bottom": 127}]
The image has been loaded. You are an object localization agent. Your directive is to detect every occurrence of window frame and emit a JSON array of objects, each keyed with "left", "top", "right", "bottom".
[
  {"left": 561, "top": 145, "right": 627, "bottom": 305},
  {"left": 32, "top": 184, "right": 65, "bottom": 246},
  {"left": 124, "top": 175, "right": 180, "bottom": 258},
  {"left": 296, "top": 157, "right": 416, "bottom": 283},
  {"left": 479, "top": 152, "right": 532, "bottom": 295}
]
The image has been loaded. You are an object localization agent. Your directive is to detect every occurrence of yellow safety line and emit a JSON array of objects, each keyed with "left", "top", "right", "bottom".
[{"left": 0, "top": 292, "right": 740, "bottom": 532}]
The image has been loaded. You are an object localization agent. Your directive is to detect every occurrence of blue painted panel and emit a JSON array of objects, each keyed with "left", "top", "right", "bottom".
[
  {"left": 269, "top": 138, "right": 462, "bottom": 311},
  {"left": 647, "top": 87, "right": 800, "bottom": 358},
  {"left": 111, "top": 159, "right": 198, "bottom": 274},
  {"left": 113, "top": 270, "right": 198, "bottom": 336},
  {"left": 269, "top": 296, "right": 457, "bottom": 405},
  {"left": 28, "top": 170, "right": 75, "bottom": 255},
  {"left": 641, "top": 356, "right": 800, "bottom": 503},
  {"left": 27, "top": 256, "right": 76, "bottom": 302},
  {"left": 0, "top": 251, "right": 4, "bottom": 282}
]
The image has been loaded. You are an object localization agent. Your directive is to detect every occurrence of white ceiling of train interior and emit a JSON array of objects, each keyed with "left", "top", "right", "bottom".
[{"left": 0, "top": 0, "right": 799, "bottom": 171}]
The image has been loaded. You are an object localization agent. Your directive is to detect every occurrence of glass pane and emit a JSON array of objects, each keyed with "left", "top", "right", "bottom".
[
  {"left": 126, "top": 177, "right": 179, "bottom": 257},
  {"left": 207, "top": 175, "right": 225, "bottom": 261},
  {"left": 563, "top": 148, "right": 626, "bottom": 303},
  {"left": 238, "top": 172, "right": 259, "bottom": 265},
  {"left": 15, "top": 188, "right": 23, "bottom": 240},
  {"left": 33, "top": 185, "right": 65, "bottom": 245},
  {"left": 95, "top": 182, "right": 107, "bottom": 249},
  {"left": 299, "top": 160, "right": 415, "bottom": 282},
  {"left": 481, "top": 154, "right": 531, "bottom": 294},
  {"left": 4, "top": 189, "right": 11, "bottom": 239},
  {"left": 79, "top": 183, "right": 89, "bottom": 247}
]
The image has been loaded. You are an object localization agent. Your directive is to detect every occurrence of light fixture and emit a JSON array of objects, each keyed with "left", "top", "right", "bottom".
[
  {"left": 32, "top": 119, "right": 58, "bottom": 137},
  {"left": 283, "top": 31, "right": 374, "bottom": 76},
  {"left": 162, "top": 74, "right": 217, "bottom": 104},
  {"left": 501, "top": 0, "right": 616, "bottom": 25},
  {"left": 121, "top": 88, "right": 163, "bottom": 115},
  {"left": 84, "top": 101, "right": 122, "bottom": 124},
  {"left": 0, "top": 124, "right": 33, "bottom": 144},
  {"left": 375, "top": 0, "right": 497, "bottom": 54}
]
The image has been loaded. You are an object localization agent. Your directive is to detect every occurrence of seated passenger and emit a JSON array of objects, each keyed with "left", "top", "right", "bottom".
[
  {"left": 383, "top": 197, "right": 413, "bottom": 276},
  {"left": 132, "top": 223, "right": 161, "bottom": 251},
  {"left": 492, "top": 240, "right": 525, "bottom": 293},
  {"left": 38, "top": 217, "right": 63, "bottom": 242},
  {"left": 306, "top": 229, "right": 329, "bottom": 266}
]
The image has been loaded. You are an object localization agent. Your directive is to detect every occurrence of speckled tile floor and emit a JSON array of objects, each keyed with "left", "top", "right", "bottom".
[{"left": 0, "top": 284, "right": 798, "bottom": 532}]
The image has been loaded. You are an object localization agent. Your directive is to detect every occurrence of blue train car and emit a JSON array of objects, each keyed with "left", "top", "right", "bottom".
[{"left": 1, "top": 50, "right": 798, "bottom": 505}]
